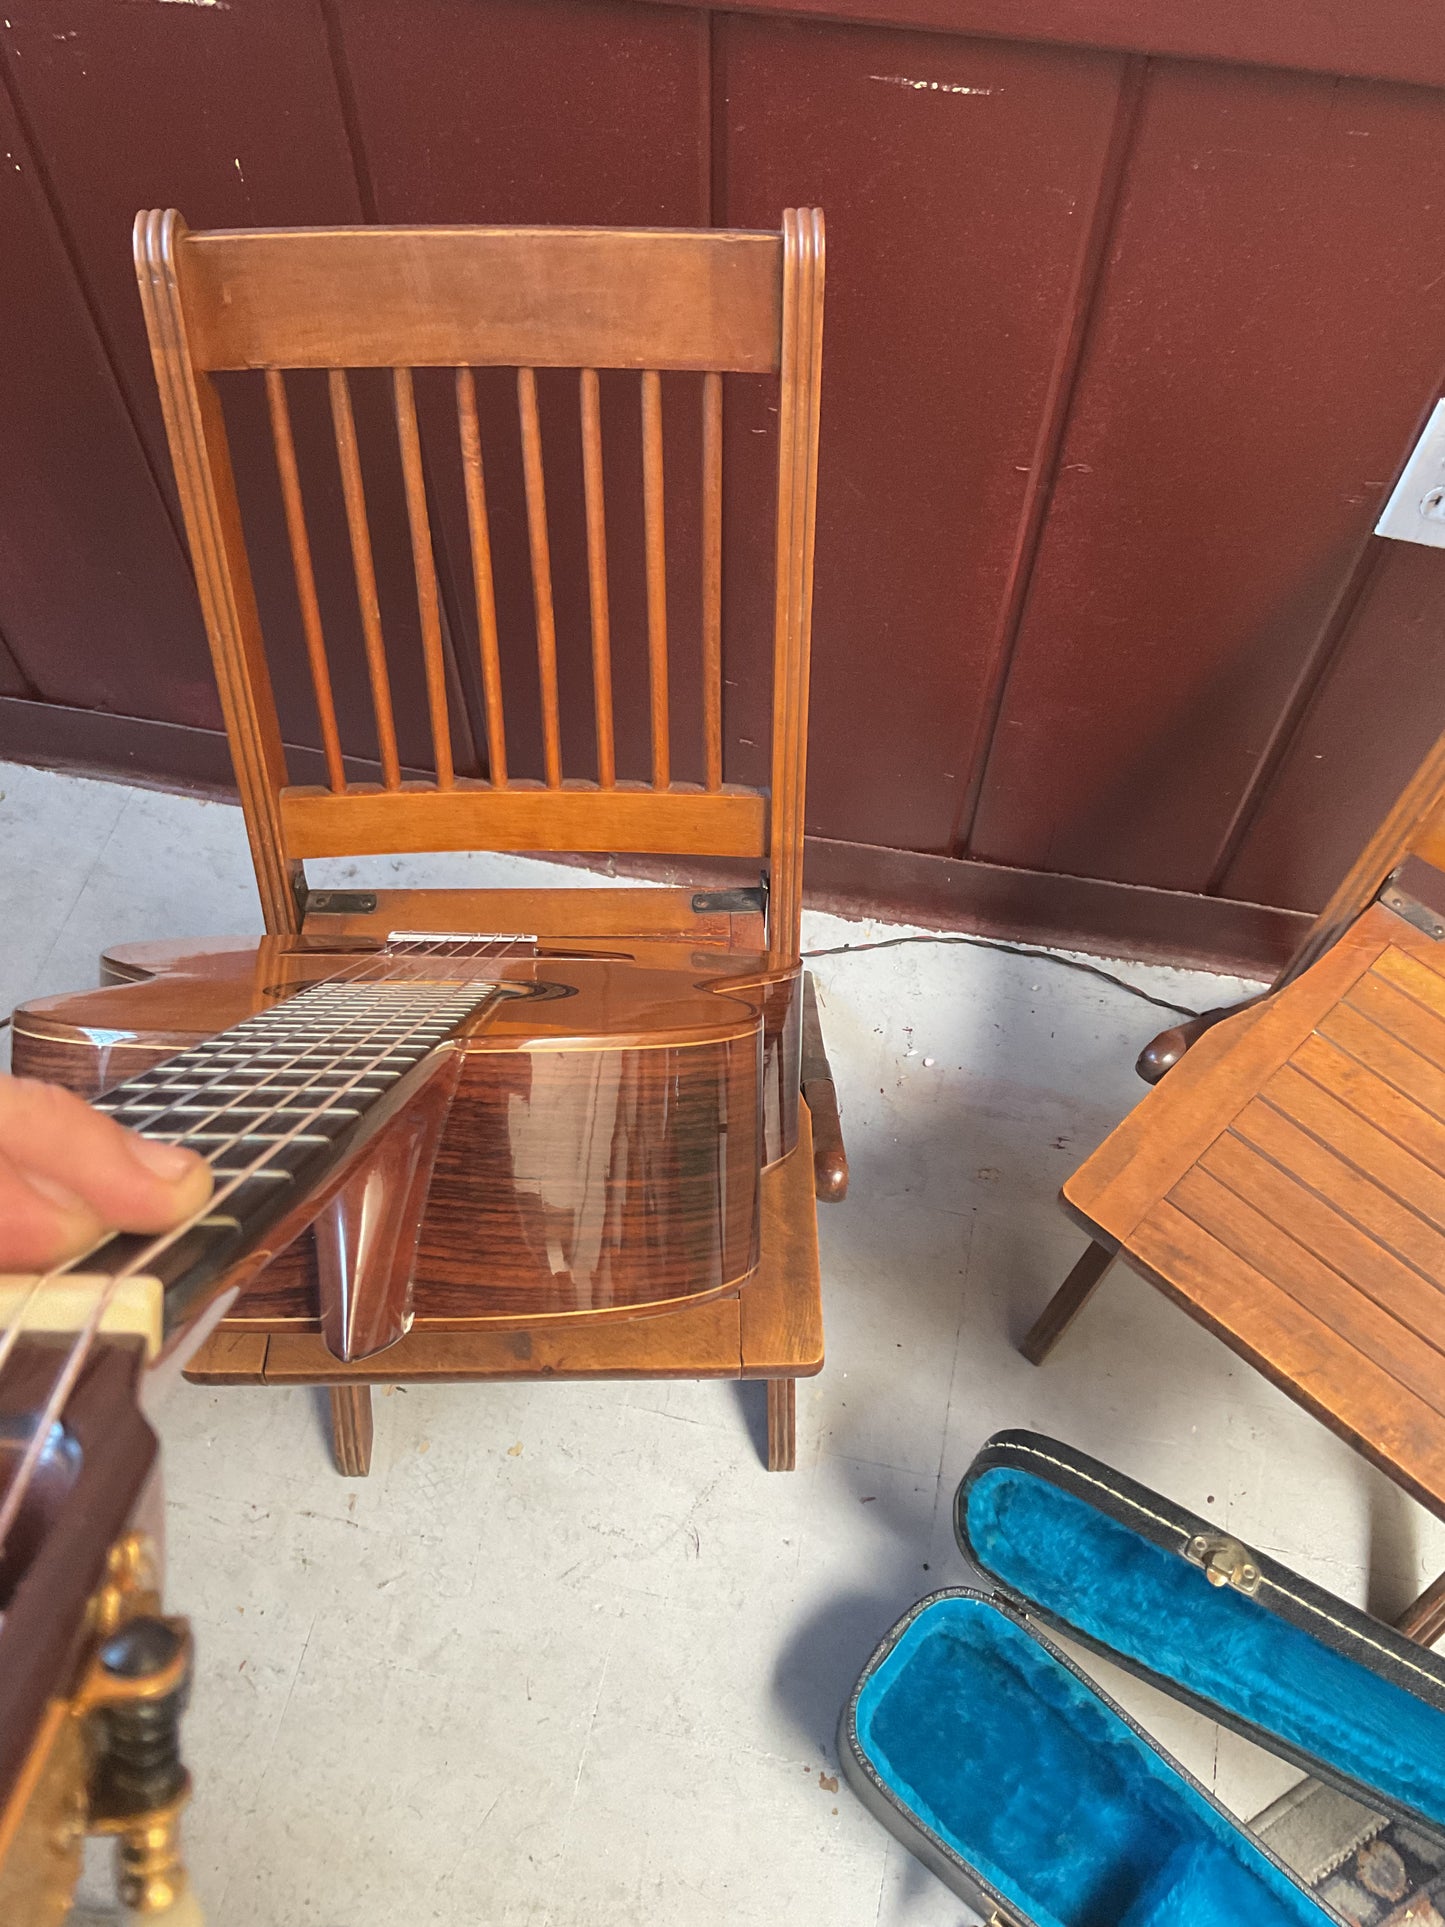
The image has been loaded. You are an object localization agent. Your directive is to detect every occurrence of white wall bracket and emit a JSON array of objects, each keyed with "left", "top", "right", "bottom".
[{"left": 1376, "top": 399, "right": 1445, "bottom": 549}]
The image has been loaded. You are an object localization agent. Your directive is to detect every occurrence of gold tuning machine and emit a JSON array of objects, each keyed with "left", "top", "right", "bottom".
[
  {"left": 0, "top": 1529, "right": 201, "bottom": 1926},
  {"left": 79, "top": 1611, "right": 198, "bottom": 1919}
]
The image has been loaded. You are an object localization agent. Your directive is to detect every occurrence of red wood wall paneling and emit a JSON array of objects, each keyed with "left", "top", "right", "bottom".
[
  {"left": 1222, "top": 541, "right": 1445, "bottom": 912},
  {"left": 0, "top": 0, "right": 366, "bottom": 750},
  {"left": 717, "top": 15, "right": 1128, "bottom": 849},
  {"left": 0, "top": 62, "right": 212, "bottom": 722},
  {"left": 969, "top": 60, "right": 1445, "bottom": 893},
  {"left": 636, "top": 0, "right": 1445, "bottom": 91},
  {"left": 333, "top": 0, "right": 714, "bottom": 787},
  {"left": 0, "top": 0, "right": 1442, "bottom": 970}
]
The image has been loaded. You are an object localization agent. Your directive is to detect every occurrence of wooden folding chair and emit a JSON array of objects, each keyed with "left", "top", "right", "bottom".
[
  {"left": 1023, "top": 726, "right": 1445, "bottom": 1635},
  {"left": 125, "top": 209, "right": 843, "bottom": 1471}
]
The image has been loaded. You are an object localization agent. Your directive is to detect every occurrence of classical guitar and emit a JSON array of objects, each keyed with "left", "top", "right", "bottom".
[{"left": 0, "top": 930, "right": 797, "bottom": 1922}]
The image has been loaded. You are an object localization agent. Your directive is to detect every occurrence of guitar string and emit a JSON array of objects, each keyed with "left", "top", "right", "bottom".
[
  {"left": 0, "top": 934, "right": 516, "bottom": 1562},
  {"left": 0, "top": 943, "right": 456, "bottom": 1381},
  {"left": 0, "top": 930, "right": 538, "bottom": 1384},
  {"left": 0, "top": 930, "right": 529, "bottom": 1386},
  {"left": 0, "top": 931, "right": 513, "bottom": 1559},
  {"left": 0, "top": 934, "right": 512, "bottom": 1370},
  {"left": 2, "top": 932, "right": 514, "bottom": 1354}
]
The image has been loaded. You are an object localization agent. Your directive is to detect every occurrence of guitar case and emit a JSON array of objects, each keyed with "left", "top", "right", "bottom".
[{"left": 839, "top": 1429, "right": 1445, "bottom": 1926}]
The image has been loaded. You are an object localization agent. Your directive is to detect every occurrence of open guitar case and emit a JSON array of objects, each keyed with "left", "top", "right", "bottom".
[{"left": 840, "top": 1430, "right": 1445, "bottom": 1926}]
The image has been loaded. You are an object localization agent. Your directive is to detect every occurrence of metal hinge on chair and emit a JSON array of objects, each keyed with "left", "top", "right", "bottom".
[
  {"left": 1382, "top": 868, "right": 1445, "bottom": 942},
  {"left": 692, "top": 874, "right": 769, "bottom": 917},
  {"left": 307, "top": 890, "right": 379, "bottom": 915}
]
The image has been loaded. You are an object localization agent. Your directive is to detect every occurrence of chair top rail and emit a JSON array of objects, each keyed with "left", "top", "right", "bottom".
[{"left": 167, "top": 222, "right": 785, "bottom": 373}]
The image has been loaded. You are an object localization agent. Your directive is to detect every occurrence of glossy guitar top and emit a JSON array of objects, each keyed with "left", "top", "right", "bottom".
[{"left": 12, "top": 935, "right": 801, "bottom": 1339}]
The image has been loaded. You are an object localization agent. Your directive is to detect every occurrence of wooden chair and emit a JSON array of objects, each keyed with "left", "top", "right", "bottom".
[
  {"left": 1023, "top": 725, "right": 1445, "bottom": 1637},
  {"left": 130, "top": 208, "right": 842, "bottom": 1472}
]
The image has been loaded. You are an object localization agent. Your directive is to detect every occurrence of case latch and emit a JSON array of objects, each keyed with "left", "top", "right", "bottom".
[{"left": 1184, "top": 1533, "right": 1262, "bottom": 1596}]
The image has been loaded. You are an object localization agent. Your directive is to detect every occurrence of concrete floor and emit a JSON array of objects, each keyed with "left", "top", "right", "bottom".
[{"left": 4, "top": 760, "right": 1440, "bottom": 1926}]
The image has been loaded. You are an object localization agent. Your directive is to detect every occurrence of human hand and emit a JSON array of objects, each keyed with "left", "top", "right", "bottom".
[{"left": 0, "top": 1074, "right": 213, "bottom": 1269}]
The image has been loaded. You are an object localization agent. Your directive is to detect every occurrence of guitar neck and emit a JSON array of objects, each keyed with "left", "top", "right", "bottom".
[{"left": 84, "top": 963, "right": 505, "bottom": 1341}]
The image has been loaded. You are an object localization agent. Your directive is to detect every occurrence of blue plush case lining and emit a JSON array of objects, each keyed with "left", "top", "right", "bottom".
[
  {"left": 844, "top": 1443, "right": 1445, "bottom": 1927},
  {"left": 965, "top": 1463, "right": 1445, "bottom": 1833},
  {"left": 852, "top": 1593, "right": 1330, "bottom": 1927}
]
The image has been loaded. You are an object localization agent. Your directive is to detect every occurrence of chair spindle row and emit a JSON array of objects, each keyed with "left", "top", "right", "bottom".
[{"left": 266, "top": 365, "right": 728, "bottom": 799}]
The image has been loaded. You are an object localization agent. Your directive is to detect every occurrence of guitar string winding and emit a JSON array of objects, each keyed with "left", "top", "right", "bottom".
[{"left": 0, "top": 933, "right": 513, "bottom": 1566}]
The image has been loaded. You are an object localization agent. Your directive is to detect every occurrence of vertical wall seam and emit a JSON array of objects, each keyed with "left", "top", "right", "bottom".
[
  {"left": 1202, "top": 368, "right": 1445, "bottom": 898},
  {"left": 316, "top": 1, "right": 483, "bottom": 777},
  {"left": 708, "top": 11, "right": 727, "bottom": 230},
  {"left": 0, "top": 623, "right": 37, "bottom": 701},
  {"left": 1201, "top": 543, "right": 1385, "bottom": 897},
  {"left": 0, "top": 51, "right": 190, "bottom": 564},
  {"left": 708, "top": 8, "right": 731, "bottom": 796},
  {"left": 949, "top": 51, "right": 1150, "bottom": 857},
  {"left": 317, "top": 0, "right": 379, "bottom": 225}
]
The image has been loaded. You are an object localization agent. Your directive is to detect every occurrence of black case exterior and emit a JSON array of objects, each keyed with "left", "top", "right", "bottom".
[
  {"left": 955, "top": 1430, "right": 1445, "bottom": 1836},
  {"left": 838, "top": 1588, "right": 1327, "bottom": 1927}
]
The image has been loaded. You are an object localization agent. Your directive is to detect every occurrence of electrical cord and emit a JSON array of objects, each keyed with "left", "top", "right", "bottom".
[{"left": 801, "top": 932, "right": 1200, "bottom": 1020}]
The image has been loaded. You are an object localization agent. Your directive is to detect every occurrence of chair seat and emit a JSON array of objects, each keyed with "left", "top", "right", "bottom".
[{"left": 1065, "top": 900, "right": 1445, "bottom": 1521}]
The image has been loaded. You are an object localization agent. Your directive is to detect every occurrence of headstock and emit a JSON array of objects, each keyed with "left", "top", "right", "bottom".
[
  {"left": 0, "top": 1336, "right": 199, "bottom": 1924},
  {"left": 0, "top": 932, "right": 552, "bottom": 1920}
]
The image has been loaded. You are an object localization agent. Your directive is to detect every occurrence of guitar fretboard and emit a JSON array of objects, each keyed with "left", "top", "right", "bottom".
[{"left": 88, "top": 971, "right": 502, "bottom": 1329}]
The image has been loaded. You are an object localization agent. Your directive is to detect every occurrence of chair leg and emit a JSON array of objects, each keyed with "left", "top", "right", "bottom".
[
  {"left": 330, "top": 1384, "right": 374, "bottom": 1476},
  {"left": 767, "top": 1378, "right": 797, "bottom": 1472},
  {"left": 1020, "top": 1242, "right": 1114, "bottom": 1365},
  {"left": 1396, "top": 1568, "right": 1445, "bottom": 1646}
]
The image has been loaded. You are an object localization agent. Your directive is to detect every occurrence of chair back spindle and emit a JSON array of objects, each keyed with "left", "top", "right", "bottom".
[
  {"left": 454, "top": 367, "right": 508, "bottom": 788},
  {"left": 264, "top": 368, "right": 345, "bottom": 792},
  {"left": 327, "top": 367, "right": 402, "bottom": 791},
  {"left": 392, "top": 366, "right": 454, "bottom": 789},
  {"left": 702, "top": 369, "right": 724, "bottom": 795},
  {"left": 516, "top": 365, "right": 564, "bottom": 790},
  {"left": 640, "top": 369, "right": 671, "bottom": 791},
  {"left": 578, "top": 368, "right": 617, "bottom": 790}
]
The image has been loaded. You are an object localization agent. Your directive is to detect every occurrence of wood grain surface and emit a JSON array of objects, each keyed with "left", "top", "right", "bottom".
[
  {"left": 11, "top": 937, "right": 798, "bottom": 1328},
  {"left": 5, "top": 1, "right": 1445, "bottom": 962},
  {"left": 183, "top": 1102, "right": 822, "bottom": 1383},
  {"left": 1065, "top": 901, "right": 1445, "bottom": 1519}
]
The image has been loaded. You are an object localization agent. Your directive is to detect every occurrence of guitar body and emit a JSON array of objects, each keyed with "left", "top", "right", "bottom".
[{"left": 11, "top": 937, "right": 801, "bottom": 1337}]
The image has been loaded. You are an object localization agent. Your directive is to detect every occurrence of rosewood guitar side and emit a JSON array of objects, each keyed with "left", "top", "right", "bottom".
[{"left": 12, "top": 938, "right": 797, "bottom": 1338}]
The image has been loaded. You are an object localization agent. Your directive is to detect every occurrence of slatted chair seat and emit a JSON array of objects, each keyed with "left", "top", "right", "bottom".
[
  {"left": 1026, "top": 705, "right": 1445, "bottom": 1640},
  {"left": 1058, "top": 896, "right": 1445, "bottom": 1523}
]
